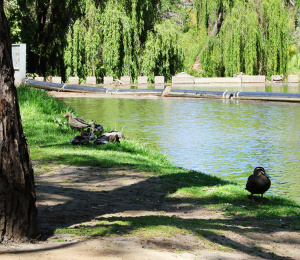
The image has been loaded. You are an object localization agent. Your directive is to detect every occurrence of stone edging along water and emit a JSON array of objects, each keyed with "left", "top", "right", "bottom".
[{"left": 22, "top": 79, "right": 300, "bottom": 102}]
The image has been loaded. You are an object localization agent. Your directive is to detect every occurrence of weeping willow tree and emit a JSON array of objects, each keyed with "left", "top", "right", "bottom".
[
  {"left": 195, "top": 0, "right": 290, "bottom": 77},
  {"left": 64, "top": 0, "right": 102, "bottom": 81},
  {"left": 64, "top": 0, "right": 161, "bottom": 82},
  {"left": 141, "top": 20, "right": 184, "bottom": 82},
  {"left": 261, "top": 0, "right": 290, "bottom": 77},
  {"left": 101, "top": 1, "right": 139, "bottom": 80},
  {"left": 101, "top": 0, "right": 161, "bottom": 81}
]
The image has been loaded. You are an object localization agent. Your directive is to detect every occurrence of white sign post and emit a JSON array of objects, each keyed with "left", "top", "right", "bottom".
[{"left": 12, "top": 43, "right": 26, "bottom": 86}]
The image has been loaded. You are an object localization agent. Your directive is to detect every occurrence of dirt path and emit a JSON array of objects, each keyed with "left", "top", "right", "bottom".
[{"left": 0, "top": 164, "right": 299, "bottom": 260}]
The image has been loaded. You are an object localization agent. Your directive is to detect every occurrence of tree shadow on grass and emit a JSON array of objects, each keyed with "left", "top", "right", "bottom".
[
  {"left": 82, "top": 215, "right": 299, "bottom": 259},
  {"left": 22, "top": 154, "right": 300, "bottom": 260}
]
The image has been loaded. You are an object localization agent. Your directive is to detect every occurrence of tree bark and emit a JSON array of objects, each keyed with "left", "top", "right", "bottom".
[
  {"left": 210, "top": 12, "right": 223, "bottom": 36},
  {"left": 0, "top": 0, "right": 38, "bottom": 242}
]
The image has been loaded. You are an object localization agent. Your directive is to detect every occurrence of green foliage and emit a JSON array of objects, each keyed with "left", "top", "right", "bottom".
[
  {"left": 159, "top": 0, "right": 192, "bottom": 32},
  {"left": 141, "top": 20, "right": 184, "bottom": 82},
  {"left": 4, "top": 0, "right": 88, "bottom": 77},
  {"left": 17, "top": 85, "right": 69, "bottom": 116},
  {"left": 197, "top": 0, "right": 290, "bottom": 77},
  {"left": 101, "top": 1, "right": 139, "bottom": 80},
  {"left": 6, "top": 0, "right": 186, "bottom": 82},
  {"left": 4, "top": 0, "right": 36, "bottom": 52},
  {"left": 6, "top": 0, "right": 296, "bottom": 80},
  {"left": 65, "top": 21, "right": 84, "bottom": 80},
  {"left": 4, "top": 0, "right": 22, "bottom": 39},
  {"left": 64, "top": 0, "right": 164, "bottom": 81},
  {"left": 178, "top": 27, "right": 202, "bottom": 74},
  {"left": 64, "top": 0, "right": 102, "bottom": 81},
  {"left": 287, "top": 52, "right": 300, "bottom": 76},
  {"left": 85, "top": 0, "right": 102, "bottom": 77},
  {"left": 194, "top": 0, "right": 233, "bottom": 34},
  {"left": 220, "top": 1, "right": 262, "bottom": 76},
  {"left": 201, "top": 36, "right": 223, "bottom": 77},
  {"left": 261, "top": 0, "right": 290, "bottom": 77}
]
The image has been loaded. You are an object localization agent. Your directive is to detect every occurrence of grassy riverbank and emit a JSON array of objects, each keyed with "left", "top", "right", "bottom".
[{"left": 18, "top": 86, "right": 300, "bottom": 246}]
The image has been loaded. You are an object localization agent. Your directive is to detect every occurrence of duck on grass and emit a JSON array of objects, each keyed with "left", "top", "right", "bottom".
[
  {"left": 64, "top": 112, "right": 126, "bottom": 145},
  {"left": 246, "top": 166, "right": 271, "bottom": 202}
]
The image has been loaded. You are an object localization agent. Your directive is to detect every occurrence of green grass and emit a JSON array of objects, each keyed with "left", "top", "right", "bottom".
[
  {"left": 18, "top": 86, "right": 300, "bottom": 243},
  {"left": 18, "top": 86, "right": 169, "bottom": 172},
  {"left": 287, "top": 52, "right": 300, "bottom": 78}
]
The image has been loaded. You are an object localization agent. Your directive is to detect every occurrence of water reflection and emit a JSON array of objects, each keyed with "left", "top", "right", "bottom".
[{"left": 57, "top": 97, "right": 300, "bottom": 203}]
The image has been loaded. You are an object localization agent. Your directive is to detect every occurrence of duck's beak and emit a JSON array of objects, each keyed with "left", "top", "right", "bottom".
[{"left": 264, "top": 172, "right": 271, "bottom": 178}]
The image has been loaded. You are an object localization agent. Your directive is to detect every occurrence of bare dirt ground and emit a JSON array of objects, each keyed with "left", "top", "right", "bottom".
[{"left": 0, "top": 164, "right": 299, "bottom": 260}]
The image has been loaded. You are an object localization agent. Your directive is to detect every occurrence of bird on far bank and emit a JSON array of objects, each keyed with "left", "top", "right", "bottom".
[
  {"left": 64, "top": 112, "right": 91, "bottom": 130},
  {"left": 246, "top": 166, "right": 271, "bottom": 202}
]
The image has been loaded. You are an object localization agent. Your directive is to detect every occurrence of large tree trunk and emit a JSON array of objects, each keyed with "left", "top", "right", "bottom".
[{"left": 0, "top": 0, "right": 38, "bottom": 242}]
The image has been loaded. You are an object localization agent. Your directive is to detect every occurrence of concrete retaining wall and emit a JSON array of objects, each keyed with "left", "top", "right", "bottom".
[
  {"left": 288, "top": 75, "right": 299, "bottom": 83},
  {"left": 120, "top": 76, "right": 131, "bottom": 84},
  {"left": 86, "top": 76, "right": 97, "bottom": 85},
  {"left": 138, "top": 76, "right": 148, "bottom": 84},
  {"left": 103, "top": 76, "right": 114, "bottom": 84},
  {"left": 28, "top": 74, "right": 300, "bottom": 86},
  {"left": 172, "top": 76, "right": 194, "bottom": 84},
  {"left": 34, "top": 77, "right": 44, "bottom": 82},
  {"left": 69, "top": 77, "right": 79, "bottom": 84},
  {"left": 195, "top": 77, "right": 241, "bottom": 84},
  {"left": 155, "top": 76, "right": 165, "bottom": 84},
  {"left": 241, "top": 75, "right": 266, "bottom": 83},
  {"left": 52, "top": 77, "right": 61, "bottom": 84}
]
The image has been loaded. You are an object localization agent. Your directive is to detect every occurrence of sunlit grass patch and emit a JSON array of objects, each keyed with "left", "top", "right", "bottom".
[
  {"left": 55, "top": 216, "right": 199, "bottom": 239},
  {"left": 54, "top": 238, "right": 67, "bottom": 243},
  {"left": 55, "top": 219, "right": 132, "bottom": 238},
  {"left": 53, "top": 216, "right": 239, "bottom": 251},
  {"left": 166, "top": 179, "right": 300, "bottom": 224}
]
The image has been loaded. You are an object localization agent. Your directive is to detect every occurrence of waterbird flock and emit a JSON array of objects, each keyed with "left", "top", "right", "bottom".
[{"left": 64, "top": 112, "right": 125, "bottom": 145}]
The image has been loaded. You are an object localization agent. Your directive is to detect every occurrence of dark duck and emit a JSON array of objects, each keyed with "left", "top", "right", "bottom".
[
  {"left": 91, "top": 121, "right": 104, "bottom": 137},
  {"left": 70, "top": 130, "right": 90, "bottom": 145},
  {"left": 81, "top": 128, "right": 95, "bottom": 140},
  {"left": 246, "top": 167, "right": 271, "bottom": 201}
]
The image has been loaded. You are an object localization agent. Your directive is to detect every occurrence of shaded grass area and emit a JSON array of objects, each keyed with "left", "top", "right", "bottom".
[{"left": 18, "top": 86, "right": 300, "bottom": 257}]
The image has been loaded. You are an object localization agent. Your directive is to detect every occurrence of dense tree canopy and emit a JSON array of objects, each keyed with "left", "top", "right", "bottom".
[
  {"left": 4, "top": 0, "right": 299, "bottom": 81},
  {"left": 141, "top": 20, "right": 184, "bottom": 82},
  {"left": 194, "top": 0, "right": 292, "bottom": 77}
]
